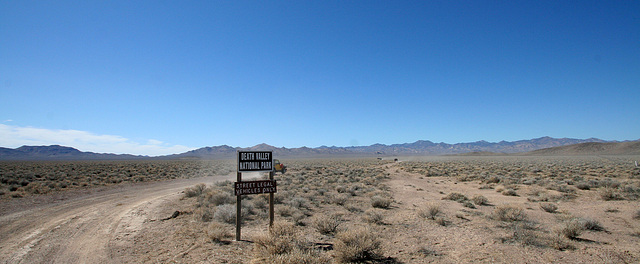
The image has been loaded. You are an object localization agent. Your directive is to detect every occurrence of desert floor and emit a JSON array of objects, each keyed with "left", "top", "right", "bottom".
[{"left": 1, "top": 156, "right": 639, "bottom": 263}]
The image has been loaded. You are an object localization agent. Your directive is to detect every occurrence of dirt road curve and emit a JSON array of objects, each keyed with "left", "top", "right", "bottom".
[{"left": 0, "top": 174, "right": 234, "bottom": 264}]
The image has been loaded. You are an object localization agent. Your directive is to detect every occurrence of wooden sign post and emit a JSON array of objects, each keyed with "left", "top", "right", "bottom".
[{"left": 235, "top": 151, "right": 277, "bottom": 241}]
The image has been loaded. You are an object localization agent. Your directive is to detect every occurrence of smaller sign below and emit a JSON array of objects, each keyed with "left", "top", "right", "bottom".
[{"left": 235, "top": 180, "right": 277, "bottom": 196}]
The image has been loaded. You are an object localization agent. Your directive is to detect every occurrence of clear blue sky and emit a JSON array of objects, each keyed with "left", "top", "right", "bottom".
[{"left": 1, "top": 1, "right": 638, "bottom": 156}]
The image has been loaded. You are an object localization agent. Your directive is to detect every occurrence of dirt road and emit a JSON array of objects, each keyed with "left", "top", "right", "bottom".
[{"left": 0, "top": 174, "right": 235, "bottom": 264}]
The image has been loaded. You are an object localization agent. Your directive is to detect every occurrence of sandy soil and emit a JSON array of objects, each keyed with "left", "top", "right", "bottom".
[
  {"left": 1, "top": 159, "right": 639, "bottom": 263},
  {"left": 382, "top": 162, "right": 640, "bottom": 263},
  {"left": 0, "top": 173, "right": 237, "bottom": 264}
]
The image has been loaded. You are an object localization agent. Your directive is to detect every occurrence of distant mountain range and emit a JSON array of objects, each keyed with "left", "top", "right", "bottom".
[
  {"left": 1, "top": 137, "right": 637, "bottom": 161},
  {"left": 0, "top": 145, "right": 147, "bottom": 161}
]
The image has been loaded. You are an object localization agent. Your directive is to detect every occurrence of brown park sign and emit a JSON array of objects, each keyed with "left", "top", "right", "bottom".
[{"left": 234, "top": 180, "right": 277, "bottom": 196}]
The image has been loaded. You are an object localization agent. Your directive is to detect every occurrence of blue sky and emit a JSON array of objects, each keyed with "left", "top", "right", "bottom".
[{"left": 1, "top": 1, "right": 638, "bottom": 156}]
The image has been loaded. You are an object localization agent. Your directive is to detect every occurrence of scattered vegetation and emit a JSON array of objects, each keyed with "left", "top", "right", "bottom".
[
  {"left": 6, "top": 155, "right": 640, "bottom": 263},
  {"left": 0, "top": 160, "right": 235, "bottom": 198}
]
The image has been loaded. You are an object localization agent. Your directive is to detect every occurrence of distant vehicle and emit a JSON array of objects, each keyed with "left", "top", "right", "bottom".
[{"left": 274, "top": 159, "right": 287, "bottom": 174}]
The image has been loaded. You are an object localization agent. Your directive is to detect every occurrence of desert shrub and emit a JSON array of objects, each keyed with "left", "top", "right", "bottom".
[
  {"left": 184, "top": 183, "right": 207, "bottom": 198},
  {"left": 576, "top": 182, "right": 590, "bottom": 190},
  {"left": 501, "top": 223, "right": 544, "bottom": 247},
  {"left": 554, "top": 184, "right": 576, "bottom": 194},
  {"left": 313, "top": 214, "right": 342, "bottom": 235},
  {"left": 362, "top": 209, "right": 384, "bottom": 225},
  {"left": 599, "top": 188, "right": 623, "bottom": 201},
  {"left": 580, "top": 218, "right": 605, "bottom": 231},
  {"left": 214, "top": 204, "right": 237, "bottom": 224},
  {"left": 194, "top": 207, "right": 213, "bottom": 222},
  {"left": 492, "top": 205, "right": 527, "bottom": 222},
  {"left": 443, "top": 192, "right": 468, "bottom": 203},
  {"left": 198, "top": 190, "right": 235, "bottom": 208},
  {"left": 206, "top": 222, "right": 232, "bottom": 243},
  {"left": 540, "top": 203, "right": 558, "bottom": 213},
  {"left": 549, "top": 234, "right": 575, "bottom": 251},
  {"left": 288, "top": 196, "right": 310, "bottom": 209},
  {"left": 471, "top": 194, "right": 488, "bottom": 205},
  {"left": 255, "top": 248, "right": 331, "bottom": 264},
  {"left": 291, "top": 211, "right": 306, "bottom": 226},
  {"left": 621, "top": 184, "right": 640, "bottom": 200},
  {"left": 417, "top": 246, "right": 441, "bottom": 256},
  {"left": 418, "top": 203, "right": 441, "bottom": 220},
  {"left": 370, "top": 195, "right": 392, "bottom": 209},
  {"left": 334, "top": 227, "right": 381, "bottom": 263},
  {"left": 331, "top": 193, "right": 349, "bottom": 205},
  {"left": 253, "top": 195, "right": 268, "bottom": 209},
  {"left": 254, "top": 221, "right": 297, "bottom": 255},
  {"left": 463, "top": 201, "right": 476, "bottom": 208},
  {"left": 277, "top": 205, "right": 296, "bottom": 217},
  {"left": 345, "top": 204, "right": 364, "bottom": 213},
  {"left": 502, "top": 189, "right": 517, "bottom": 196},
  {"left": 556, "top": 218, "right": 584, "bottom": 239},
  {"left": 485, "top": 176, "right": 501, "bottom": 184},
  {"left": 435, "top": 217, "right": 448, "bottom": 226}
]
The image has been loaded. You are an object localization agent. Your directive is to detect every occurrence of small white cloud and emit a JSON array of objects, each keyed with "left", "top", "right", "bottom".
[
  {"left": 147, "top": 139, "right": 164, "bottom": 145},
  {"left": 0, "top": 124, "right": 195, "bottom": 156},
  {"left": 3, "top": 119, "right": 13, "bottom": 122}
]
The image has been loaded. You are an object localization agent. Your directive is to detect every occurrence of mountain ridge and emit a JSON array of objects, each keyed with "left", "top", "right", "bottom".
[{"left": 2, "top": 137, "right": 637, "bottom": 160}]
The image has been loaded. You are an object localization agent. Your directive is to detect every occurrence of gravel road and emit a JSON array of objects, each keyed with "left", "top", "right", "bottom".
[{"left": 0, "top": 173, "right": 236, "bottom": 264}]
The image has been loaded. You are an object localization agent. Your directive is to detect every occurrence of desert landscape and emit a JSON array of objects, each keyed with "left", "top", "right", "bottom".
[
  {"left": 3, "top": 1, "right": 638, "bottom": 263},
  {"left": 1, "top": 148, "right": 639, "bottom": 263}
]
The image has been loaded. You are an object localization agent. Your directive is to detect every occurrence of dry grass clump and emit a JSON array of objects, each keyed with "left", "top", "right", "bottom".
[
  {"left": 184, "top": 183, "right": 207, "bottom": 197},
  {"left": 556, "top": 218, "right": 584, "bottom": 239},
  {"left": 443, "top": 192, "right": 468, "bottom": 203},
  {"left": 206, "top": 222, "right": 233, "bottom": 244},
  {"left": 554, "top": 217, "right": 604, "bottom": 240},
  {"left": 418, "top": 203, "right": 441, "bottom": 220},
  {"left": 500, "top": 223, "right": 545, "bottom": 248},
  {"left": 331, "top": 193, "right": 349, "bottom": 205},
  {"left": 213, "top": 204, "right": 237, "bottom": 224},
  {"left": 312, "top": 213, "right": 342, "bottom": 235},
  {"left": 334, "top": 226, "right": 382, "bottom": 263},
  {"left": 471, "top": 194, "right": 489, "bottom": 205},
  {"left": 362, "top": 208, "right": 385, "bottom": 225},
  {"left": 540, "top": 203, "right": 558, "bottom": 213},
  {"left": 634, "top": 210, "right": 640, "bottom": 220},
  {"left": 501, "top": 188, "right": 517, "bottom": 196},
  {"left": 253, "top": 221, "right": 329, "bottom": 263},
  {"left": 197, "top": 189, "right": 235, "bottom": 208},
  {"left": 253, "top": 221, "right": 300, "bottom": 255},
  {"left": 549, "top": 234, "right": 575, "bottom": 251},
  {"left": 599, "top": 187, "right": 623, "bottom": 201},
  {"left": 370, "top": 195, "right": 392, "bottom": 209},
  {"left": 435, "top": 217, "right": 448, "bottom": 226},
  {"left": 581, "top": 217, "right": 605, "bottom": 232},
  {"left": 492, "top": 205, "right": 528, "bottom": 222}
]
